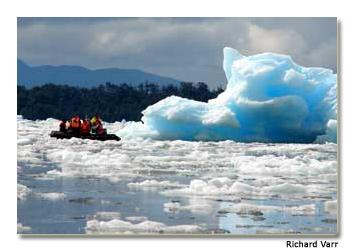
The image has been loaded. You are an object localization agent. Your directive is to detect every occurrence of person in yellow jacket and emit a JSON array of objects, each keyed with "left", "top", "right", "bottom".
[{"left": 90, "top": 115, "right": 105, "bottom": 134}]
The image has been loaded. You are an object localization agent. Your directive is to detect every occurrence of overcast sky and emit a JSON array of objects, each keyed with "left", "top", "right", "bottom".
[{"left": 17, "top": 17, "right": 337, "bottom": 88}]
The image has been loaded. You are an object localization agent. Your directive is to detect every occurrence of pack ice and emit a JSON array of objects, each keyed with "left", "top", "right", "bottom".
[{"left": 118, "top": 47, "right": 337, "bottom": 143}]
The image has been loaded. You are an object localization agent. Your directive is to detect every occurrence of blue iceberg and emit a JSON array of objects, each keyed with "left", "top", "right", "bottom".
[{"left": 118, "top": 47, "right": 337, "bottom": 143}]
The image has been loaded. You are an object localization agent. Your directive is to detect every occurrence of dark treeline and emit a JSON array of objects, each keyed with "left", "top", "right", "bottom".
[{"left": 18, "top": 82, "right": 224, "bottom": 122}]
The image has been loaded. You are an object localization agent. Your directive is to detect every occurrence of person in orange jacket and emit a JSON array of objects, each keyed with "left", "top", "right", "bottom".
[{"left": 70, "top": 115, "right": 81, "bottom": 136}]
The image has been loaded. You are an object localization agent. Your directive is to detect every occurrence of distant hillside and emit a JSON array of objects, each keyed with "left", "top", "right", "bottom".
[{"left": 17, "top": 60, "right": 181, "bottom": 88}]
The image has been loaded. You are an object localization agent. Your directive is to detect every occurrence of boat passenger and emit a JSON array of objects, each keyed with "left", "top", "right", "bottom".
[
  {"left": 59, "top": 119, "right": 67, "bottom": 132},
  {"left": 90, "top": 115, "right": 104, "bottom": 134},
  {"left": 70, "top": 115, "right": 81, "bottom": 136},
  {"left": 80, "top": 119, "right": 91, "bottom": 136}
]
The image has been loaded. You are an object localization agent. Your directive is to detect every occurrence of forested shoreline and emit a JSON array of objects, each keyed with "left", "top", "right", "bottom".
[{"left": 17, "top": 82, "right": 223, "bottom": 122}]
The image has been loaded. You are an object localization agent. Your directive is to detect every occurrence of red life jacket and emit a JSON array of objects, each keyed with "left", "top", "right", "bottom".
[
  {"left": 71, "top": 116, "right": 81, "bottom": 128},
  {"left": 80, "top": 120, "right": 91, "bottom": 133}
]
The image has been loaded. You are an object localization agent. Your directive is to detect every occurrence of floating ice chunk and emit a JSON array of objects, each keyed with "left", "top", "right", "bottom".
[
  {"left": 17, "top": 184, "right": 31, "bottom": 200},
  {"left": 162, "top": 178, "right": 257, "bottom": 199},
  {"left": 209, "top": 177, "right": 234, "bottom": 188},
  {"left": 94, "top": 211, "right": 121, "bottom": 221},
  {"left": 45, "top": 148, "right": 133, "bottom": 179},
  {"left": 17, "top": 117, "right": 337, "bottom": 210},
  {"left": 162, "top": 179, "right": 229, "bottom": 196},
  {"left": 17, "top": 138, "right": 34, "bottom": 146},
  {"left": 162, "top": 177, "right": 320, "bottom": 199},
  {"left": 125, "top": 216, "right": 148, "bottom": 222},
  {"left": 160, "top": 179, "right": 239, "bottom": 196},
  {"left": 36, "top": 192, "right": 66, "bottom": 201},
  {"left": 118, "top": 47, "right": 337, "bottom": 143},
  {"left": 324, "top": 200, "right": 337, "bottom": 215},
  {"left": 86, "top": 219, "right": 135, "bottom": 234},
  {"left": 85, "top": 218, "right": 202, "bottom": 234},
  {"left": 46, "top": 169, "right": 62, "bottom": 176},
  {"left": 263, "top": 183, "right": 307, "bottom": 194},
  {"left": 87, "top": 211, "right": 202, "bottom": 234},
  {"left": 17, "top": 223, "right": 31, "bottom": 233},
  {"left": 229, "top": 181, "right": 256, "bottom": 194},
  {"left": 286, "top": 204, "right": 316, "bottom": 216},
  {"left": 86, "top": 212, "right": 202, "bottom": 234},
  {"left": 220, "top": 202, "right": 315, "bottom": 216},
  {"left": 163, "top": 202, "right": 181, "bottom": 212},
  {"left": 127, "top": 179, "right": 183, "bottom": 189},
  {"left": 220, "top": 203, "right": 279, "bottom": 215},
  {"left": 255, "top": 228, "right": 298, "bottom": 234},
  {"left": 162, "top": 225, "right": 203, "bottom": 234},
  {"left": 318, "top": 173, "right": 337, "bottom": 182},
  {"left": 163, "top": 201, "right": 213, "bottom": 214}
]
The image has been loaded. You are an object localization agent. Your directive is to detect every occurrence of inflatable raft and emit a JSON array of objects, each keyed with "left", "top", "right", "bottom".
[{"left": 50, "top": 131, "right": 121, "bottom": 141}]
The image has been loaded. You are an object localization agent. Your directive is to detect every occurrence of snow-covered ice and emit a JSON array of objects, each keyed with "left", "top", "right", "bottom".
[
  {"left": 125, "top": 216, "right": 149, "bottom": 222},
  {"left": 218, "top": 202, "right": 316, "bottom": 216},
  {"left": 85, "top": 211, "right": 202, "bottom": 234},
  {"left": 118, "top": 47, "right": 337, "bottom": 143},
  {"left": 93, "top": 211, "right": 121, "bottom": 221},
  {"left": 36, "top": 192, "right": 66, "bottom": 201},
  {"left": 163, "top": 200, "right": 214, "bottom": 215},
  {"left": 17, "top": 184, "right": 31, "bottom": 200},
  {"left": 17, "top": 117, "right": 337, "bottom": 234},
  {"left": 127, "top": 179, "right": 183, "bottom": 189},
  {"left": 86, "top": 218, "right": 202, "bottom": 234},
  {"left": 18, "top": 117, "right": 337, "bottom": 199},
  {"left": 17, "top": 223, "right": 32, "bottom": 233}
]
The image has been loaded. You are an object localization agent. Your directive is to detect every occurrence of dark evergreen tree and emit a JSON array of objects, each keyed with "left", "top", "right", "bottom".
[{"left": 17, "top": 82, "right": 224, "bottom": 122}]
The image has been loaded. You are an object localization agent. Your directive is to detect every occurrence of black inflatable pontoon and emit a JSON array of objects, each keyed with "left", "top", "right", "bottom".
[{"left": 50, "top": 131, "right": 121, "bottom": 141}]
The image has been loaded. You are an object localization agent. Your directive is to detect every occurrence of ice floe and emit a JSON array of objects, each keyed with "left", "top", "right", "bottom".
[
  {"left": 17, "top": 223, "right": 31, "bottom": 233},
  {"left": 36, "top": 192, "right": 66, "bottom": 201},
  {"left": 125, "top": 216, "right": 149, "bottom": 222},
  {"left": 85, "top": 213, "right": 202, "bottom": 234},
  {"left": 161, "top": 177, "right": 331, "bottom": 199},
  {"left": 163, "top": 200, "right": 214, "bottom": 214},
  {"left": 324, "top": 200, "right": 337, "bottom": 215},
  {"left": 17, "top": 117, "right": 338, "bottom": 234},
  {"left": 127, "top": 179, "right": 183, "bottom": 189},
  {"left": 93, "top": 211, "right": 121, "bottom": 221},
  {"left": 17, "top": 184, "right": 31, "bottom": 200},
  {"left": 17, "top": 118, "right": 337, "bottom": 204},
  {"left": 218, "top": 202, "right": 316, "bottom": 216}
]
